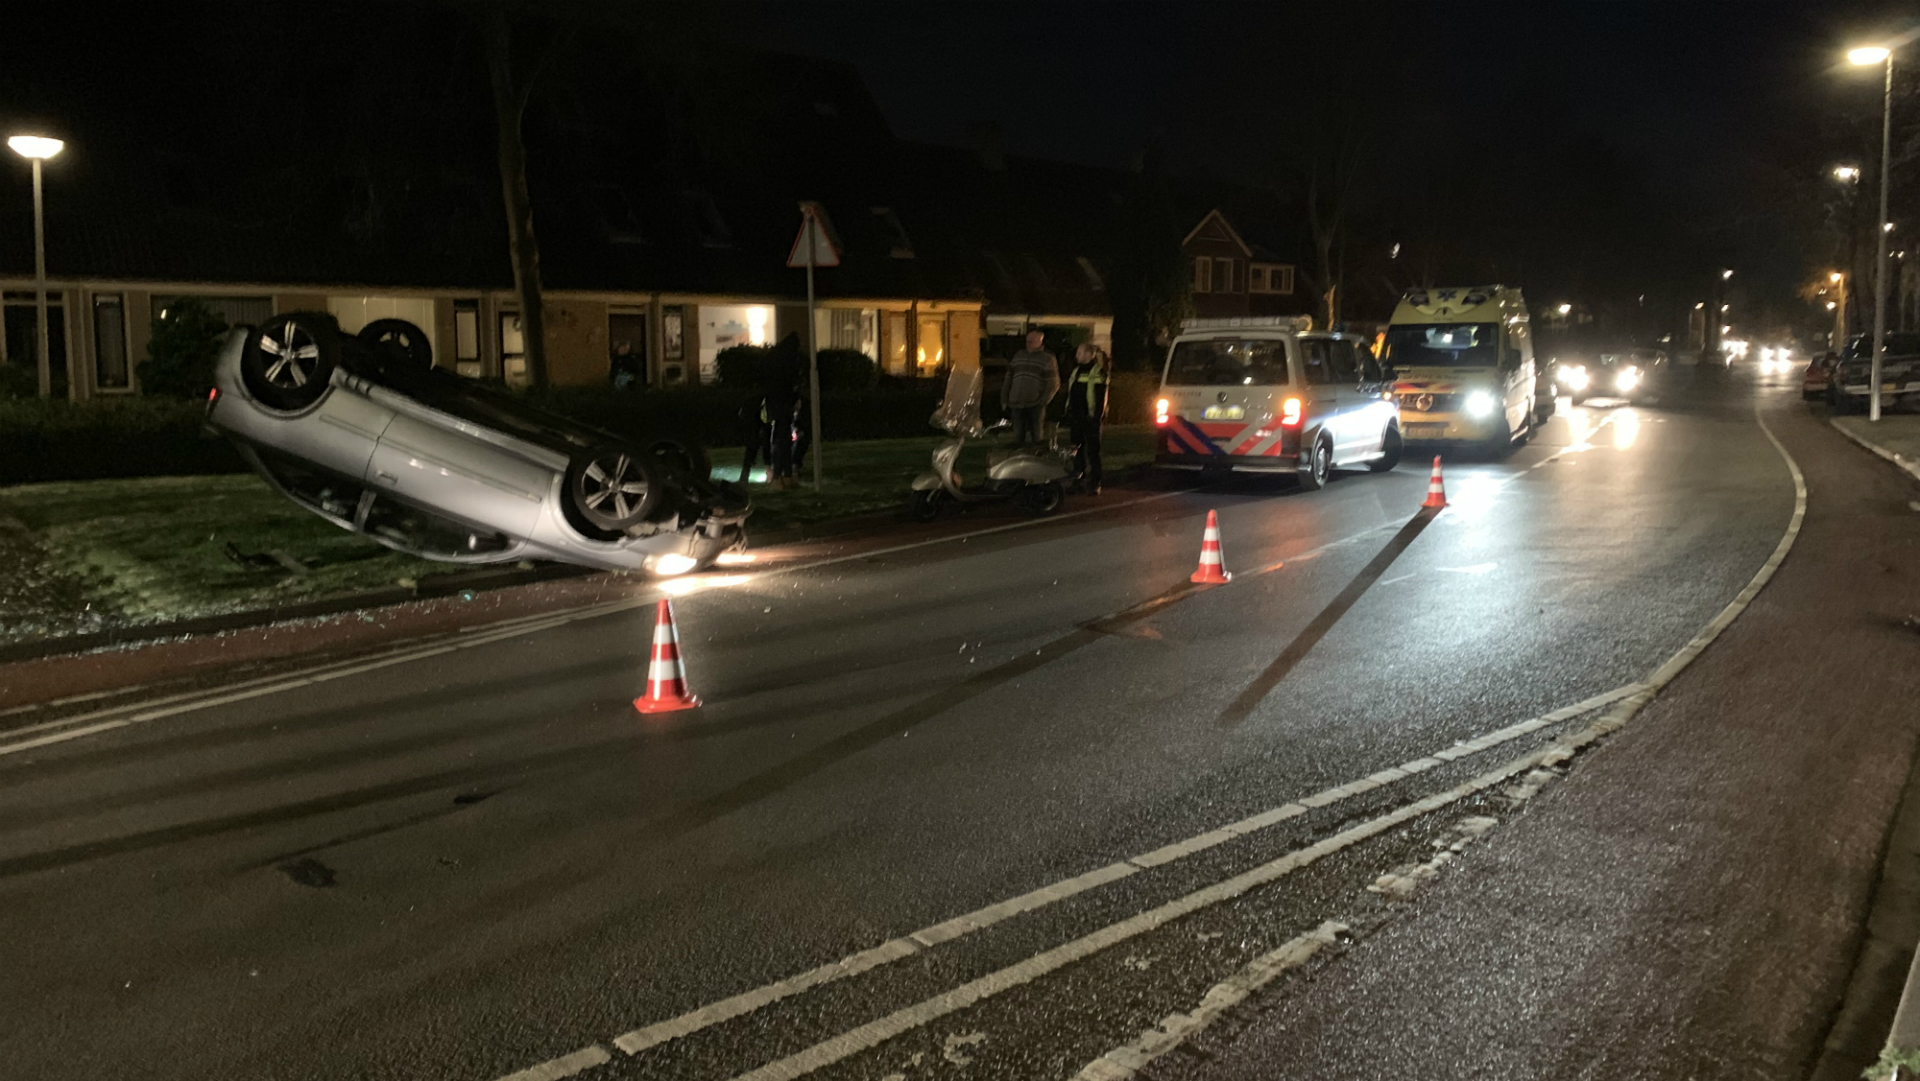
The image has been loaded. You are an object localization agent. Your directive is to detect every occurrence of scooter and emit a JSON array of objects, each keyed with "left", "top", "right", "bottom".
[{"left": 907, "top": 368, "right": 1071, "bottom": 521}]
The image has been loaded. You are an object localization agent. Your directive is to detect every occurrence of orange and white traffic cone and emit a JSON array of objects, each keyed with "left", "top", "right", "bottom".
[
  {"left": 634, "top": 598, "right": 701, "bottom": 713},
  {"left": 1189, "top": 509, "right": 1233, "bottom": 584},
  {"left": 1422, "top": 456, "right": 1448, "bottom": 509}
]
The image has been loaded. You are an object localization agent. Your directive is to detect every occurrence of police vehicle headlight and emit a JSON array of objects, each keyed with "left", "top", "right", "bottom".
[
  {"left": 1559, "top": 365, "right": 1589, "bottom": 390},
  {"left": 1464, "top": 391, "right": 1497, "bottom": 418},
  {"left": 1615, "top": 367, "right": 1640, "bottom": 391}
]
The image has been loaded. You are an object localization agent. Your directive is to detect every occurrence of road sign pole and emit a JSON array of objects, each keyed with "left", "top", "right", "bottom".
[{"left": 806, "top": 214, "right": 824, "bottom": 491}]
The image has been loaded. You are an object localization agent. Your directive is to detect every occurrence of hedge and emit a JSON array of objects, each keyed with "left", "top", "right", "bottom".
[{"left": 0, "top": 370, "right": 1163, "bottom": 486}]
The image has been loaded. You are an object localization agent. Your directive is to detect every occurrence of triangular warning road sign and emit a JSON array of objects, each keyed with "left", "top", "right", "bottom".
[{"left": 787, "top": 202, "right": 841, "bottom": 268}]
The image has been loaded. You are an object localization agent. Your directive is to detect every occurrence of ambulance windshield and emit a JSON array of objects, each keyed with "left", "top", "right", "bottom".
[
  {"left": 1381, "top": 323, "right": 1499, "bottom": 368},
  {"left": 1164, "top": 337, "right": 1290, "bottom": 386}
]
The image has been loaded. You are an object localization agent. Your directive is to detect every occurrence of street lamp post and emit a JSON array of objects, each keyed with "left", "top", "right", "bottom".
[
  {"left": 1831, "top": 271, "right": 1848, "bottom": 351},
  {"left": 7, "top": 135, "right": 63, "bottom": 399},
  {"left": 1850, "top": 45, "right": 1895, "bottom": 420}
]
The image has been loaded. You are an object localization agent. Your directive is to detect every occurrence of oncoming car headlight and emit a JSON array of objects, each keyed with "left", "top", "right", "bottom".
[
  {"left": 1615, "top": 367, "right": 1640, "bottom": 392},
  {"left": 1464, "top": 391, "right": 1498, "bottom": 418},
  {"left": 1558, "top": 365, "right": 1590, "bottom": 390}
]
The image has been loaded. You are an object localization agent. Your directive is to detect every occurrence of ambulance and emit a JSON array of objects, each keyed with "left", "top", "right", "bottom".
[
  {"left": 1380, "top": 286, "right": 1553, "bottom": 449},
  {"left": 1152, "top": 316, "right": 1403, "bottom": 491}
]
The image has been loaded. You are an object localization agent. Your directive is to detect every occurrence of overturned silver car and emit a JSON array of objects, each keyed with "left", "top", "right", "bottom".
[{"left": 206, "top": 313, "right": 749, "bottom": 574}]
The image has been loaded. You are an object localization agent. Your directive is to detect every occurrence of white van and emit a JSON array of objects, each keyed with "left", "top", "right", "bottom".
[
  {"left": 1380, "top": 287, "right": 1552, "bottom": 449},
  {"left": 1153, "top": 317, "right": 1402, "bottom": 490}
]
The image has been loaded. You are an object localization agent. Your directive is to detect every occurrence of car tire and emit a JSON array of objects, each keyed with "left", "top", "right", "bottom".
[
  {"left": 358, "top": 319, "right": 434, "bottom": 371},
  {"left": 1368, "top": 423, "right": 1403, "bottom": 472},
  {"left": 906, "top": 488, "right": 946, "bottom": 521},
  {"left": 565, "top": 444, "right": 662, "bottom": 538},
  {"left": 242, "top": 313, "right": 340, "bottom": 411},
  {"left": 1014, "top": 481, "right": 1064, "bottom": 516},
  {"left": 1297, "top": 434, "right": 1333, "bottom": 491}
]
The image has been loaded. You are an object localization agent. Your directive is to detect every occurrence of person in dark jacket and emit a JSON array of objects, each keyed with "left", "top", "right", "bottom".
[
  {"left": 1001, "top": 328, "right": 1060, "bottom": 446},
  {"left": 762, "top": 333, "right": 804, "bottom": 489},
  {"left": 1065, "top": 343, "right": 1109, "bottom": 493}
]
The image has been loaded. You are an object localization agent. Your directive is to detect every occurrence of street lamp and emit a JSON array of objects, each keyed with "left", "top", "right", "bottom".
[
  {"left": 1850, "top": 42, "right": 1895, "bottom": 420},
  {"left": 7, "top": 135, "right": 63, "bottom": 399},
  {"left": 1722, "top": 268, "right": 1734, "bottom": 280},
  {"left": 1556, "top": 303, "right": 1571, "bottom": 315},
  {"left": 1834, "top": 164, "right": 1862, "bottom": 183}
]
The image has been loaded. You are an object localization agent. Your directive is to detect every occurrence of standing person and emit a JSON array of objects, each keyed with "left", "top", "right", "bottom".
[
  {"left": 763, "top": 333, "right": 804, "bottom": 489},
  {"left": 736, "top": 393, "right": 772, "bottom": 483},
  {"left": 1001, "top": 328, "right": 1060, "bottom": 446},
  {"left": 1065, "top": 344, "right": 1109, "bottom": 494}
]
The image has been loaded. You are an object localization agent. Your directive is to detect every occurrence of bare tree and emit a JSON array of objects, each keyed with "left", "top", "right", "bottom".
[{"left": 482, "top": 3, "right": 567, "bottom": 388}]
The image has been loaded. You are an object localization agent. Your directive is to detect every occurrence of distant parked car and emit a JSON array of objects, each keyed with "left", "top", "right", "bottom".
[
  {"left": 1828, "top": 332, "right": 1920, "bottom": 414},
  {"left": 205, "top": 313, "right": 748, "bottom": 574},
  {"left": 1803, "top": 352, "right": 1838, "bottom": 399}
]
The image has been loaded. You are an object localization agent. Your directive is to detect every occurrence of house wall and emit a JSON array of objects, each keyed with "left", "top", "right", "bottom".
[{"left": 544, "top": 297, "right": 609, "bottom": 386}]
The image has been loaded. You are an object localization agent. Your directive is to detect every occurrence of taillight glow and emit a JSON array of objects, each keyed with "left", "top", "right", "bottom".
[
  {"left": 1154, "top": 398, "right": 1170, "bottom": 425},
  {"left": 1280, "top": 397, "right": 1302, "bottom": 426},
  {"left": 207, "top": 387, "right": 219, "bottom": 403}
]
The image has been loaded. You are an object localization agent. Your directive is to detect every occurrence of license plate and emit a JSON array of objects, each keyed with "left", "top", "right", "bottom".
[
  {"left": 1405, "top": 423, "right": 1447, "bottom": 438},
  {"left": 1202, "top": 405, "right": 1245, "bottom": 420}
]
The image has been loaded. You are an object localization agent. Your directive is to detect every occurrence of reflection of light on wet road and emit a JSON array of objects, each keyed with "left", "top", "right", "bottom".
[
  {"left": 1439, "top": 562, "right": 1498, "bottom": 574},
  {"left": 1564, "top": 408, "right": 1597, "bottom": 451},
  {"left": 1612, "top": 408, "right": 1640, "bottom": 449},
  {"left": 660, "top": 574, "right": 756, "bottom": 596}
]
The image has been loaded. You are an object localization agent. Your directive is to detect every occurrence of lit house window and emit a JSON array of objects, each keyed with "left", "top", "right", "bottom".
[{"left": 1192, "top": 257, "right": 1212, "bottom": 293}]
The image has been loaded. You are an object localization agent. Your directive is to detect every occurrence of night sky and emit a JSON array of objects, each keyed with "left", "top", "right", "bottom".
[{"left": 728, "top": 0, "right": 1917, "bottom": 336}]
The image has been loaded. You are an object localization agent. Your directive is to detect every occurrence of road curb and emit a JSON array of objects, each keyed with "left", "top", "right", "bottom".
[
  {"left": 1830, "top": 417, "right": 1920, "bottom": 486},
  {"left": 0, "top": 561, "right": 598, "bottom": 665}
]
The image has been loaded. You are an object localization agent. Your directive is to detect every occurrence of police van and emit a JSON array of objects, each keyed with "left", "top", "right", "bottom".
[
  {"left": 1380, "top": 286, "right": 1552, "bottom": 449},
  {"left": 1153, "top": 317, "right": 1403, "bottom": 490}
]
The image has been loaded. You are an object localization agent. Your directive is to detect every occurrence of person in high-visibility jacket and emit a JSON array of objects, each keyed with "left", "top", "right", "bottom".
[{"left": 1065, "top": 344, "right": 1109, "bottom": 494}]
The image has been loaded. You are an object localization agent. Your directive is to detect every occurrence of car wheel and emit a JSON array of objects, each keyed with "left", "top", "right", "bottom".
[
  {"left": 1297, "top": 434, "right": 1332, "bottom": 491},
  {"left": 242, "top": 313, "right": 339, "bottom": 411},
  {"left": 358, "top": 319, "right": 434, "bottom": 371},
  {"left": 906, "top": 488, "right": 946, "bottom": 521},
  {"left": 1014, "top": 481, "right": 1065, "bottom": 516},
  {"left": 566, "top": 444, "right": 662, "bottom": 537},
  {"left": 649, "top": 439, "right": 713, "bottom": 482},
  {"left": 1368, "top": 423, "right": 1403, "bottom": 472}
]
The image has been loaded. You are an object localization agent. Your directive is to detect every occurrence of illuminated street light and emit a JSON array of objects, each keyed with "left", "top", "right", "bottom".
[
  {"left": 1834, "top": 164, "right": 1862, "bottom": 182},
  {"left": 1850, "top": 41, "right": 1896, "bottom": 420},
  {"left": 1556, "top": 303, "right": 1572, "bottom": 315},
  {"left": 1828, "top": 301, "right": 1838, "bottom": 310},
  {"left": 1693, "top": 302, "right": 1704, "bottom": 310},
  {"left": 1831, "top": 271, "right": 1845, "bottom": 282},
  {"left": 8, "top": 134, "right": 64, "bottom": 398}
]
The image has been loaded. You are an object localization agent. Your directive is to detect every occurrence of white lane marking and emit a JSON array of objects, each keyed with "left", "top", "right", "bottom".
[
  {"left": 1065, "top": 396, "right": 1807, "bottom": 1078},
  {"left": 1073, "top": 922, "right": 1348, "bottom": 1081},
  {"left": 586, "top": 684, "right": 1638, "bottom": 1063},
  {"left": 721, "top": 716, "right": 1631, "bottom": 1081},
  {"left": 493, "top": 1045, "right": 611, "bottom": 1081}
]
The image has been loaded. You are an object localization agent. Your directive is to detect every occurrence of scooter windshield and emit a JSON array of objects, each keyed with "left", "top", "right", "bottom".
[{"left": 931, "top": 367, "right": 985, "bottom": 436}]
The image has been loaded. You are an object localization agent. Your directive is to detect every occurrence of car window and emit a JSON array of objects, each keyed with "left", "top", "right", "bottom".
[
  {"left": 363, "top": 497, "right": 514, "bottom": 558},
  {"left": 255, "top": 450, "right": 363, "bottom": 524},
  {"left": 1164, "top": 337, "right": 1290, "bottom": 386},
  {"left": 1302, "top": 340, "right": 1335, "bottom": 385},
  {"left": 1329, "top": 341, "right": 1360, "bottom": 383}
]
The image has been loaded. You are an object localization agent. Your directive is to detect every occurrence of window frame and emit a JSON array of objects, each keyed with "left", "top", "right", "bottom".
[
  {"left": 1192, "top": 257, "right": 1213, "bottom": 293},
  {"left": 90, "top": 292, "right": 133, "bottom": 392}
]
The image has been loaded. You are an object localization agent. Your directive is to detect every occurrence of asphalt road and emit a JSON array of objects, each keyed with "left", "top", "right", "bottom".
[{"left": 3, "top": 364, "right": 1914, "bottom": 1081}]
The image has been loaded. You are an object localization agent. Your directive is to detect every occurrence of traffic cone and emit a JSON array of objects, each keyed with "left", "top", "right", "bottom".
[
  {"left": 1422, "top": 456, "right": 1448, "bottom": 509},
  {"left": 1190, "top": 510, "right": 1233, "bottom": 584},
  {"left": 634, "top": 598, "right": 701, "bottom": 713}
]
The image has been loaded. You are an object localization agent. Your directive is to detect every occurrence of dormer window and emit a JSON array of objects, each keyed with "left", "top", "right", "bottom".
[
  {"left": 1250, "top": 263, "right": 1295, "bottom": 294},
  {"left": 871, "top": 207, "right": 914, "bottom": 258}
]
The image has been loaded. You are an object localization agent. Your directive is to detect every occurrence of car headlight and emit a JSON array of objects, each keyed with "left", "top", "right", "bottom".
[
  {"left": 652, "top": 553, "right": 699, "bottom": 576},
  {"left": 1616, "top": 367, "right": 1639, "bottom": 391},
  {"left": 1560, "top": 366, "right": 1590, "bottom": 390},
  {"left": 1464, "top": 391, "right": 1497, "bottom": 418}
]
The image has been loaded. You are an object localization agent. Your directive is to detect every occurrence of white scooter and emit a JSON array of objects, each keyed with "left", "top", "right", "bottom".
[{"left": 907, "top": 368, "right": 1070, "bottom": 521}]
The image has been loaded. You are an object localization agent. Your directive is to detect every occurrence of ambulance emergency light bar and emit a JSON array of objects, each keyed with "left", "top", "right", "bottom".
[{"left": 1179, "top": 316, "right": 1315, "bottom": 332}]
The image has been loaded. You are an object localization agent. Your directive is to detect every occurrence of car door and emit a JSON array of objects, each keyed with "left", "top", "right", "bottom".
[
  {"left": 1299, "top": 339, "right": 1345, "bottom": 454},
  {"left": 367, "top": 411, "right": 549, "bottom": 540},
  {"left": 1328, "top": 339, "right": 1378, "bottom": 460}
]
